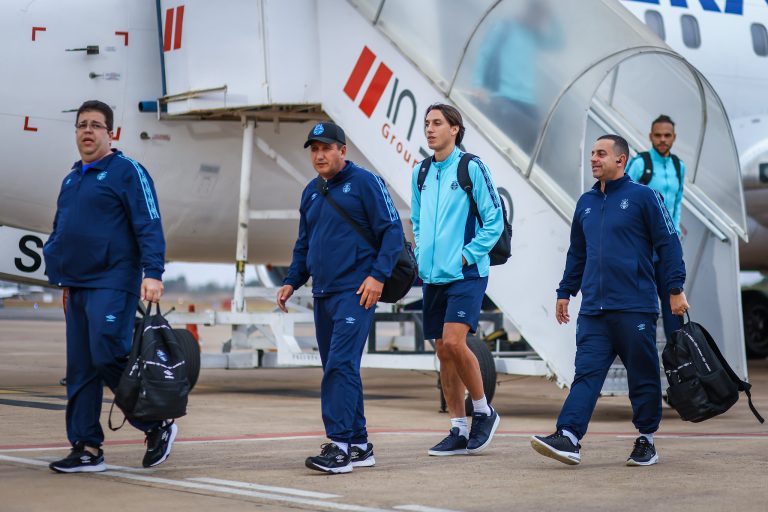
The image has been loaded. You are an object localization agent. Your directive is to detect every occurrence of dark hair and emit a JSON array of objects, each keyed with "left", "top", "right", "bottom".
[
  {"left": 597, "top": 134, "right": 629, "bottom": 160},
  {"left": 425, "top": 103, "right": 465, "bottom": 146},
  {"left": 651, "top": 114, "right": 675, "bottom": 129},
  {"left": 76, "top": 100, "right": 113, "bottom": 131}
]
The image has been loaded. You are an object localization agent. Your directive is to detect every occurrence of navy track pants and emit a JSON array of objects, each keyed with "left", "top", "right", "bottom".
[
  {"left": 65, "top": 288, "right": 159, "bottom": 448},
  {"left": 557, "top": 311, "right": 662, "bottom": 440},
  {"left": 313, "top": 290, "right": 375, "bottom": 444}
]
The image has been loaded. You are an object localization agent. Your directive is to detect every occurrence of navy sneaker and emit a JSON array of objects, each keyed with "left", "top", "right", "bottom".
[
  {"left": 49, "top": 443, "right": 106, "bottom": 473},
  {"left": 427, "top": 427, "right": 468, "bottom": 456},
  {"left": 142, "top": 421, "right": 178, "bottom": 468},
  {"left": 467, "top": 406, "right": 500, "bottom": 454},
  {"left": 305, "top": 443, "right": 352, "bottom": 474},
  {"left": 530, "top": 430, "right": 581, "bottom": 465},
  {"left": 626, "top": 436, "right": 658, "bottom": 466},
  {"left": 350, "top": 443, "right": 375, "bottom": 468}
]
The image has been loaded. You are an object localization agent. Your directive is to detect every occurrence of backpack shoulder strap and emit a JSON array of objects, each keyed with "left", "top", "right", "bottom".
[
  {"left": 639, "top": 151, "right": 653, "bottom": 185},
  {"left": 670, "top": 154, "right": 682, "bottom": 185},
  {"left": 316, "top": 179, "right": 377, "bottom": 249},
  {"left": 417, "top": 157, "right": 433, "bottom": 193},
  {"left": 458, "top": 153, "right": 483, "bottom": 228},
  {"left": 695, "top": 319, "right": 765, "bottom": 423}
]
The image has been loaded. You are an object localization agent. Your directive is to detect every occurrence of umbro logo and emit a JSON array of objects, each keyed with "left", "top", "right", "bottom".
[
  {"left": 97, "top": 171, "right": 108, "bottom": 181},
  {"left": 457, "top": 311, "right": 466, "bottom": 318},
  {"left": 637, "top": 323, "right": 646, "bottom": 331},
  {"left": 105, "top": 314, "right": 116, "bottom": 322},
  {"left": 345, "top": 317, "right": 356, "bottom": 325}
]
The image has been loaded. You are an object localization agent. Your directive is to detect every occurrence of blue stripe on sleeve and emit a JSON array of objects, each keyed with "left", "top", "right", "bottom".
[
  {"left": 374, "top": 175, "right": 399, "bottom": 221},
  {"left": 118, "top": 154, "right": 160, "bottom": 220},
  {"left": 472, "top": 158, "right": 500, "bottom": 208},
  {"left": 653, "top": 190, "right": 676, "bottom": 235}
]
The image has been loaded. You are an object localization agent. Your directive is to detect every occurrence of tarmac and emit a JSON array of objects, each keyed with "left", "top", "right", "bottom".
[{"left": 0, "top": 318, "right": 766, "bottom": 512}]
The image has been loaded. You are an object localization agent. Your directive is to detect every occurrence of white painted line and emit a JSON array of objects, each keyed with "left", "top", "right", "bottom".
[
  {"left": 189, "top": 477, "right": 341, "bottom": 499},
  {"left": 394, "top": 505, "right": 463, "bottom": 512},
  {"left": 0, "top": 455, "right": 391, "bottom": 512},
  {"left": 0, "top": 454, "right": 50, "bottom": 467}
]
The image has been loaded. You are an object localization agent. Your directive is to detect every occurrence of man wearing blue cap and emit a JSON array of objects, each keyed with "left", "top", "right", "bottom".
[{"left": 277, "top": 122, "right": 405, "bottom": 474}]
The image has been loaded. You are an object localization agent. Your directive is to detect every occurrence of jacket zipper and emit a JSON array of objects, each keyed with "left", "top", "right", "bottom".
[
  {"left": 429, "top": 167, "right": 440, "bottom": 282},
  {"left": 599, "top": 192, "right": 606, "bottom": 310}
]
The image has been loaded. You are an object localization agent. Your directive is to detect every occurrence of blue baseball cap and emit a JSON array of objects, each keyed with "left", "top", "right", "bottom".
[{"left": 304, "top": 122, "right": 346, "bottom": 148}]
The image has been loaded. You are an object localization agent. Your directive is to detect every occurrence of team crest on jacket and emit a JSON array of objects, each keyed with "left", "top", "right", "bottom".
[
  {"left": 620, "top": 198, "right": 629, "bottom": 210},
  {"left": 584, "top": 207, "right": 591, "bottom": 216},
  {"left": 97, "top": 171, "right": 108, "bottom": 181},
  {"left": 343, "top": 183, "right": 351, "bottom": 193},
  {"left": 450, "top": 180, "right": 458, "bottom": 190}
]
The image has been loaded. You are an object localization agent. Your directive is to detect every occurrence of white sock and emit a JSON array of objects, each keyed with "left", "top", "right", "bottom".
[
  {"left": 640, "top": 433, "right": 654, "bottom": 445},
  {"left": 561, "top": 429, "right": 579, "bottom": 446},
  {"left": 333, "top": 441, "right": 349, "bottom": 454},
  {"left": 451, "top": 417, "right": 469, "bottom": 439},
  {"left": 352, "top": 443, "right": 368, "bottom": 450},
  {"left": 471, "top": 396, "right": 491, "bottom": 416}
]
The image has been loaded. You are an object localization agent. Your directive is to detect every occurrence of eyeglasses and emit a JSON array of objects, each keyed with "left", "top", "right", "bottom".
[{"left": 75, "top": 121, "right": 109, "bottom": 131}]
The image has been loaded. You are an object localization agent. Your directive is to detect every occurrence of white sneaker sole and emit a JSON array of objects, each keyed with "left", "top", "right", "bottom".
[
  {"left": 530, "top": 436, "right": 581, "bottom": 465},
  {"left": 305, "top": 460, "right": 353, "bottom": 474},
  {"left": 626, "top": 454, "right": 659, "bottom": 466},
  {"left": 467, "top": 413, "right": 501, "bottom": 454},
  {"left": 146, "top": 423, "right": 178, "bottom": 468},
  {"left": 351, "top": 456, "right": 376, "bottom": 467},
  {"left": 427, "top": 448, "right": 468, "bottom": 456},
  {"left": 50, "top": 462, "right": 107, "bottom": 473}
]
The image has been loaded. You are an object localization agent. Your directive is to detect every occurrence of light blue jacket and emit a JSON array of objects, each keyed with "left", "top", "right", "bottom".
[
  {"left": 411, "top": 147, "right": 503, "bottom": 284},
  {"left": 626, "top": 148, "right": 685, "bottom": 234}
]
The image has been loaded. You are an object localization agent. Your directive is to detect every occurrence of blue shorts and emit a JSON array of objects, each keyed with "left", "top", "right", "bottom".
[{"left": 422, "top": 277, "right": 488, "bottom": 339}]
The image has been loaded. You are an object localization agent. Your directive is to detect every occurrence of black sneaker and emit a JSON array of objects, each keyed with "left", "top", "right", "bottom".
[
  {"left": 530, "top": 430, "right": 581, "bottom": 465},
  {"left": 142, "top": 421, "right": 178, "bottom": 468},
  {"left": 305, "top": 443, "right": 352, "bottom": 474},
  {"left": 626, "top": 436, "right": 658, "bottom": 466},
  {"left": 49, "top": 443, "right": 106, "bottom": 473},
  {"left": 467, "top": 406, "right": 501, "bottom": 454},
  {"left": 350, "top": 443, "right": 375, "bottom": 468},
  {"left": 427, "top": 427, "right": 468, "bottom": 456}
]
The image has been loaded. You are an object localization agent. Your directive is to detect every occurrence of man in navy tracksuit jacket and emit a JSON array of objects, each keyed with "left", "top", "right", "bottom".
[
  {"left": 277, "top": 122, "right": 404, "bottom": 474},
  {"left": 531, "top": 135, "right": 689, "bottom": 467},
  {"left": 43, "top": 101, "right": 175, "bottom": 473}
]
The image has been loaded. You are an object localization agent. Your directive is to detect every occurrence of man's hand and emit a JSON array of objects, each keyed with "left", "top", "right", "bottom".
[
  {"left": 276, "top": 285, "right": 295, "bottom": 313},
  {"left": 357, "top": 276, "right": 384, "bottom": 310},
  {"left": 556, "top": 298, "right": 570, "bottom": 325},
  {"left": 670, "top": 291, "right": 690, "bottom": 316},
  {"left": 462, "top": 255, "right": 467, "bottom": 266},
  {"left": 141, "top": 278, "right": 163, "bottom": 303}
]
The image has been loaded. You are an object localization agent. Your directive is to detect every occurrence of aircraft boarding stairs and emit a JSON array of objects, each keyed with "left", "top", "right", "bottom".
[{"left": 159, "top": 0, "right": 749, "bottom": 393}]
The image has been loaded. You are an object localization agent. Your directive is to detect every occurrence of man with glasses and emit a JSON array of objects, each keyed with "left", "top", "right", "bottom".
[{"left": 44, "top": 100, "right": 174, "bottom": 473}]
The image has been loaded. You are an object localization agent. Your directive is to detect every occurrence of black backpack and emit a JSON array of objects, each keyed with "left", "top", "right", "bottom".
[
  {"left": 111, "top": 302, "right": 190, "bottom": 427},
  {"left": 637, "top": 151, "right": 681, "bottom": 186},
  {"left": 418, "top": 153, "right": 512, "bottom": 266},
  {"left": 316, "top": 179, "right": 417, "bottom": 303},
  {"left": 662, "top": 313, "right": 763, "bottom": 424}
]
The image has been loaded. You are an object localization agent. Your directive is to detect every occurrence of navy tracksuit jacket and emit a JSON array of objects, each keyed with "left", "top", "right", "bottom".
[
  {"left": 284, "top": 161, "right": 404, "bottom": 443},
  {"left": 43, "top": 149, "right": 165, "bottom": 447},
  {"left": 555, "top": 175, "right": 685, "bottom": 439}
]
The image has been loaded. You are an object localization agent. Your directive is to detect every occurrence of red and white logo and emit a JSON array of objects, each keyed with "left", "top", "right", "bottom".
[
  {"left": 163, "top": 5, "right": 185, "bottom": 52},
  {"left": 344, "top": 46, "right": 393, "bottom": 118}
]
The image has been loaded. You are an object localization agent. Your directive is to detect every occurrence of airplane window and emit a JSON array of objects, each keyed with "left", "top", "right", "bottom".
[
  {"left": 759, "top": 163, "right": 768, "bottom": 183},
  {"left": 681, "top": 15, "right": 701, "bottom": 49},
  {"left": 644, "top": 10, "right": 665, "bottom": 41},
  {"left": 751, "top": 23, "right": 768, "bottom": 57}
]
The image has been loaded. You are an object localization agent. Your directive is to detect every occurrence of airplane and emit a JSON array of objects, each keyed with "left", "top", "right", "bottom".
[
  {"left": 0, "top": 0, "right": 762, "bottom": 390},
  {"left": 621, "top": 0, "right": 768, "bottom": 357}
]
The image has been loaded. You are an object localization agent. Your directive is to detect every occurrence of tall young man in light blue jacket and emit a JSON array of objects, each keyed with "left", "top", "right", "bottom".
[{"left": 411, "top": 104, "right": 504, "bottom": 456}]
